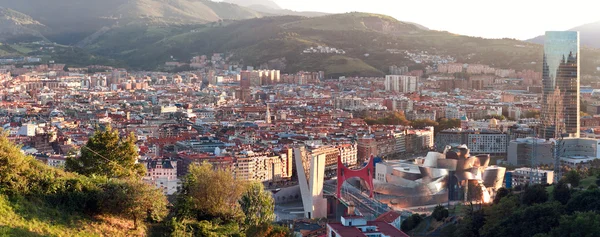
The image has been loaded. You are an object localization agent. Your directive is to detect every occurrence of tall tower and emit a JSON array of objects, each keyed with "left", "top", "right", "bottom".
[{"left": 540, "top": 31, "right": 580, "bottom": 139}]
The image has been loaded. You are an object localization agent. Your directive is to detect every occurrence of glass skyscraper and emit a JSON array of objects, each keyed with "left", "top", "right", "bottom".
[{"left": 541, "top": 31, "right": 580, "bottom": 139}]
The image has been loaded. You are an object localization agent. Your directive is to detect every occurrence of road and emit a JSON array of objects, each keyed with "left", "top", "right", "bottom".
[{"left": 323, "top": 183, "right": 390, "bottom": 219}]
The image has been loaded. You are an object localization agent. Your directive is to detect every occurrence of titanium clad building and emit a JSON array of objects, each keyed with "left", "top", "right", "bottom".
[{"left": 541, "top": 31, "right": 580, "bottom": 139}]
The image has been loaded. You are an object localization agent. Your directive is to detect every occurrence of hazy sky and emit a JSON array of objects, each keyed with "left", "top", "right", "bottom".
[{"left": 275, "top": 0, "right": 599, "bottom": 40}]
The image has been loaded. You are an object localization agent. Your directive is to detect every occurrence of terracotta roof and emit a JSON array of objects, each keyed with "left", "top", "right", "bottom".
[{"left": 375, "top": 211, "right": 401, "bottom": 223}]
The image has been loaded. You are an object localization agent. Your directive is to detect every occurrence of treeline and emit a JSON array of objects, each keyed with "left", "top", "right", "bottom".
[
  {"left": 0, "top": 125, "right": 289, "bottom": 236},
  {"left": 440, "top": 171, "right": 600, "bottom": 237},
  {"left": 364, "top": 112, "right": 461, "bottom": 132}
]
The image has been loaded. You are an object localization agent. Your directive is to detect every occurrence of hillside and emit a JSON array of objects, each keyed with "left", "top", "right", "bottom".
[
  {"left": 528, "top": 20, "right": 600, "bottom": 49},
  {"left": 0, "top": 195, "right": 147, "bottom": 236},
  {"left": 0, "top": 8, "right": 47, "bottom": 43},
  {"left": 74, "top": 12, "right": 600, "bottom": 78},
  {"left": 223, "top": 0, "right": 328, "bottom": 17},
  {"left": 223, "top": 0, "right": 282, "bottom": 10},
  {"left": 0, "top": 0, "right": 264, "bottom": 44}
]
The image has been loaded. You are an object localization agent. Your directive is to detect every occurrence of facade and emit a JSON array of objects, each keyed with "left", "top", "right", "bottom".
[
  {"left": 338, "top": 144, "right": 358, "bottom": 168},
  {"left": 540, "top": 31, "right": 580, "bottom": 139},
  {"left": 510, "top": 168, "right": 554, "bottom": 187},
  {"left": 143, "top": 158, "right": 181, "bottom": 195},
  {"left": 294, "top": 146, "right": 327, "bottom": 219},
  {"left": 374, "top": 145, "right": 505, "bottom": 207},
  {"left": 507, "top": 138, "right": 554, "bottom": 166},
  {"left": 384, "top": 75, "right": 418, "bottom": 93},
  {"left": 436, "top": 128, "right": 508, "bottom": 155}
]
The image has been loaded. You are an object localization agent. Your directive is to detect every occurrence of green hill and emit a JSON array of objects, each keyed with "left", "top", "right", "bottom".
[
  {"left": 0, "top": 0, "right": 265, "bottom": 44},
  {"left": 0, "top": 8, "right": 47, "bottom": 43},
  {"left": 74, "top": 12, "right": 600, "bottom": 78}
]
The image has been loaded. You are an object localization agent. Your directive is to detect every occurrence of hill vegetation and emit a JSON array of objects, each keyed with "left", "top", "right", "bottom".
[
  {"left": 0, "top": 125, "right": 286, "bottom": 236},
  {"left": 72, "top": 12, "right": 600, "bottom": 77},
  {"left": 0, "top": 7, "right": 47, "bottom": 43},
  {"left": 0, "top": 0, "right": 265, "bottom": 44}
]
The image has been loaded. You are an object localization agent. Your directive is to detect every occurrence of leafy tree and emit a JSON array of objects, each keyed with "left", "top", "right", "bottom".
[
  {"left": 549, "top": 211, "right": 600, "bottom": 237},
  {"left": 481, "top": 195, "right": 520, "bottom": 237},
  {"left": 466, "top": 182, "right": 483, "bottom": 211},
  {"left": 482, "top": 202, "right": 564, "bottom": 237},
  {"left": 453, "top": 209, "right": 484, "bottom": 237},
  {"left": 563, "top": 170, "right": 581, "bottom": 187},
  {"left": 240, "top": 182, "right": 275, "bottom": 227},
  {"left": 246, "top": 223, "right": 291, "bottom": 237},
  {"left": 65, "top": 125, "right": 145, "bottom": 178},
  {"left": 521, "top": 184, "right": 548, "bottom": 206},
  {"left": 411, "top": 119, "right": 438, "bottom": 129},
  {"left": 493, "top": 187, "right": 510, "bottom": 204},
  {"left": 566, "top": 189, "right": 600, "bottom": 214},
  {"left": 401, "top": 214, "right": 423, "bottom": 232},
  {"left": 552, "top": 181, "right": 571, "bottom": 205},
  {"left": 432, "top": 205, "right": 449, "bottom": 221},
  {"left": 436, "top": 118, "right": 461, "bottom": 132},
  {"left": 175, "top": 163, "right": 246, "bottom": 222},
  {"left": 588, "top": 184, "right": 598, "bottom": 190},
  {"left": 99, "top": 179, "right": 168, "bottom": 229}
]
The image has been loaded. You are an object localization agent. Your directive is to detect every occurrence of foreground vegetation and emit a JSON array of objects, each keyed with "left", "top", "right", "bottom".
[
  {"left": 434, "top": 170, "right": 600, "bottom": 237},
  {"left": 0, "top": 126, "right": 288, "bottom": 236}
]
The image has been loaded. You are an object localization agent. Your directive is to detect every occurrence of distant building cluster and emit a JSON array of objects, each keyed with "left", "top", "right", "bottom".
[{"left": 303, "top": 45, "right": 346, "bottom": 54}]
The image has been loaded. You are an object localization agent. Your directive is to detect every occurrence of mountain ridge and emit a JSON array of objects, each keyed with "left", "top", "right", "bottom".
[{"left": 528, "top": 20, "right": 600, "bottom": 49}]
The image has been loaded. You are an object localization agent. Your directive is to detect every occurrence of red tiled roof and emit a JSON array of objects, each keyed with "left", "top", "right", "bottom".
[{"left": 375, "top": 211, "right": 401, "bottom": 223}]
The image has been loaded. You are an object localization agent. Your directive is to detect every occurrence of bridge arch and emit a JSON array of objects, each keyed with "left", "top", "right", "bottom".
[{"left": 337, "top": 155, "right": 375, "bottom": 199}]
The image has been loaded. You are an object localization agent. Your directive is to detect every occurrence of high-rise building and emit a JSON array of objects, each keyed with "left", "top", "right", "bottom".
[
  {"left": 384, "top": 75, "right": 418, "bottom": 93},
  {"left": 540, "top": 31, "right": 580, "bottom": 139}
]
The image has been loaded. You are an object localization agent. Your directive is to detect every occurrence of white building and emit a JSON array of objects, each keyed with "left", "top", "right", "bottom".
[
  {"left": 385, "top": 75, "right": 418, "bottom": 93},
  {"left": 18, "top": 123, "right": 37, "bottom": 137},
  {"left": 143, "top": 158, "right": 181, "bottom": 195},
  {"left": 294, "top": 146, "right": 327, "bottom": 219},
  {"left": 510, "top": 168, "right": 554, "bottom": 186}
]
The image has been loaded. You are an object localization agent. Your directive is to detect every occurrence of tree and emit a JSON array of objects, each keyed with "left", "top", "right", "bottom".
[
  {"left": 65, "top": 125, "right": 145, "bottom": 178},
  {"left": 566, "top": 189, "right": 600, "bottom": 214},
  {"left": 99, "top": 179, "right": 168, "bottom": 229},
  {"left": 401, "top": 214, "right": 423, "bottom": 232},
  {"left": 240, "top": 182, "right": 275, "bottom": 227},
  {"left": 436, "top": 118, "right": 461, "bottom": 132},
  {"left": 453, "top": 209, "right": 484, "bottom": 237},
  {"left": 175, "top": 163, "right": 246, "bottom": 222},
  {"left": 246, "top": 223, "right": 291, "bottom": 237},
  {"left": 411, "top": 119, "right": 438, "bottom": 129},
  {"left": 432, "top": 205, "right": 449, "bottom": 221},
  {"left": 563, "top": 170, "right": 581, "bottom": 188},
  {"left": 481, "top": 195, "right": 520, "bottom": 237},
  {"left": 549, "top": 211, "right": 600, "bottom": 237},
  {"left": 552, "top": 181, "right": 571, "bottom": 205},
  {"left": 481, "top": 202, "right": 563, "bottom": 237},
  {"left": 493, "top": 187, "right": 510, "bottom": 204},
  {"left": 521, "top": 184, "right": 548, "bottom": 206},
  {"left": 466, "top": 182, "right": 484, "bottom": 211}
]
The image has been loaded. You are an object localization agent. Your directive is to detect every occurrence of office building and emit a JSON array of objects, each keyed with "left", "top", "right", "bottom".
[{"left": 540, "top": 31, "right": 580, "bottom": 139}]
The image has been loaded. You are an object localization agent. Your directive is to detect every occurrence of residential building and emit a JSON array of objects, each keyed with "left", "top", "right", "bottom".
[
  {"left": 326, "top": 214, "right": 409, "bottom": 237},
  {"left": 510, "top": 168, "right": 554, "bottom": 186},
  {"left": 384, "top": 75, "right": 418, "bottom": 93},
  {"left": 143, "top": 158, "right": 181, "bottom": 195}
]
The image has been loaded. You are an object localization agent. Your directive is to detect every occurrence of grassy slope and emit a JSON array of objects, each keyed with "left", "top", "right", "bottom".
[{"left": 0, "top": 195, "right": 145, "bottom": 237}]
